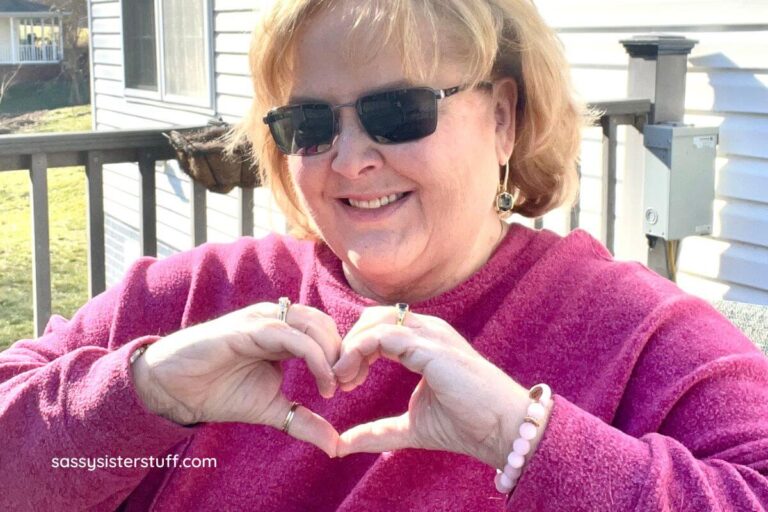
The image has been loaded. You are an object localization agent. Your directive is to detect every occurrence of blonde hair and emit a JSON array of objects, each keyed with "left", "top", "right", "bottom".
[{"left": 231, "top": 0, "right": 584, "bottom": 239}]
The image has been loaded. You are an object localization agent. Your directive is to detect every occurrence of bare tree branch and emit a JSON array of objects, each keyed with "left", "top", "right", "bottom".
[{"left": 0, "top": 64, "right": 22, "bottom": 106}]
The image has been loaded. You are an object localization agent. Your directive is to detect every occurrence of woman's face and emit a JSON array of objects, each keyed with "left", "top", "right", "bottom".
[{"left": 286, "top": 8, "right": 516, "bottom": 301}]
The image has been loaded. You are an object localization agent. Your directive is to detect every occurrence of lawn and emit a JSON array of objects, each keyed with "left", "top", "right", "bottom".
[
  {"left": 0, "top": 105, "right": 91, "bottom": 351},
  {"left": 0, "top": 78, "right": 90, "bottom": 114}
]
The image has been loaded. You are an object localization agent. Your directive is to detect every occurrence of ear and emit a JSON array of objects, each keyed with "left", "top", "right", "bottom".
[{"left": 492, "top": 78, "right": 518, "bottom": 165}]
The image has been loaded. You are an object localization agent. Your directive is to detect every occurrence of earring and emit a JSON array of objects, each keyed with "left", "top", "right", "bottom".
[{"left": 495, "top": 160, "right": 516, "bottom": 219}]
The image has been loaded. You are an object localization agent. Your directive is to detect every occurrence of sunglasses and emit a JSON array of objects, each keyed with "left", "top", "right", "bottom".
[{"left": 262, "top": 83, "right": 489, "bottom": 156}]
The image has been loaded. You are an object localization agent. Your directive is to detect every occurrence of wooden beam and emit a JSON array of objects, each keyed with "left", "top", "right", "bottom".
[
  {"left": 86, "top": 151, "right": 106, "bottom": 297},
  {"left": 29, "top": 153, "right": 51, "bottom": 337}
]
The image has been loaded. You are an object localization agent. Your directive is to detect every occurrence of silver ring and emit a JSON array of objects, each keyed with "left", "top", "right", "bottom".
[
  {"left": 281, "top": 402, "right": 300, "bottom": 434},
  {"left": 278, "top": 297, "right": 291, "bottom": 323},
  {"left": 395, "top": 303, "right": 409, "bottom": 326}
]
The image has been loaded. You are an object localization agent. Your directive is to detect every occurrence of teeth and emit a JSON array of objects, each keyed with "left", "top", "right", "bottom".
[{"left": 348, "top": 193, "right": 405, "bottom": 209}]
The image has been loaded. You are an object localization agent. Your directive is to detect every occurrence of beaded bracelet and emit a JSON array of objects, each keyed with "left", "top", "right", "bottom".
[{"left": 494, "top": 383, "right": 552, "bottom": 494}]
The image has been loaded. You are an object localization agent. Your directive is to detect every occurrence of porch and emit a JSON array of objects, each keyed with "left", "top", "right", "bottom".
[
  {"left": 0, "top": 14, "right": 63, "bottom": 64},
  {"left": 0, "top": 35, "right": 738, "bottom": 340}
]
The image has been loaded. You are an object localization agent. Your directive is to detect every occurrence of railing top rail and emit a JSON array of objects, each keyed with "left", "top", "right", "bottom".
[
  {"left": 588, "top": 99, "right": 652, "bottom": 121},
  {"left": 0, "top": 126, "right": 204, "bottom": 157}
]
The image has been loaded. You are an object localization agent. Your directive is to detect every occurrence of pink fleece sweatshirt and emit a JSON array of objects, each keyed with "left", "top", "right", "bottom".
[{"left": 2, "top": 224, "right": 767, "bottom": 511}]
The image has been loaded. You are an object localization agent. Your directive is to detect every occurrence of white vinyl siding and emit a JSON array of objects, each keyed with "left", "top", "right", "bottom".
[
  {"left": 88, "top": 0, "right": 285, "bottom": 288},
  {"left": 534, "top": 0, "right": 768, "bottom": 305}
]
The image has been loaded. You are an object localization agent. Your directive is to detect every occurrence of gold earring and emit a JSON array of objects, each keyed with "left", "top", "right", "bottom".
[{"left": 495, "top": 160, "right": 515, "bottom": 219}]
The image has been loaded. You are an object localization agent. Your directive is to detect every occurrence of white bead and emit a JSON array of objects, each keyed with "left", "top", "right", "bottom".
[
  {"left": 500, "top": 471, "right": 514, "bottom": 489},
  {"left": 503, "top": 464, "right": 522, "bottom": 480},
  {"left": 507, "top": 451, "right": 525, "bottom": 468},
  {"left": 494, "top": 472, "right": 511, "bottom": 493},
  {"left": 513, "top": 437, "right": 531, "bottom": 456},
  {"left": 519, "top": 421, "right": 537, "bottom": 440},
  {"left": 527, "top": 402, "right": 546, "bottom": 420}
]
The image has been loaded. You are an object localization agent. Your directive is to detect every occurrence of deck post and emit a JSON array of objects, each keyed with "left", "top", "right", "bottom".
[{"left": 620, "top": 36, "right": 697, "bottom": 276}]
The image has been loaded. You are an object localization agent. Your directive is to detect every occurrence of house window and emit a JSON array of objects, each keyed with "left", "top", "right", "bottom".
[
  {"left": 123, "top": 0, "right": 157, "bottom": 91},
  {"left": 121, "top": 0, "right": 212, "bottom": 107}
]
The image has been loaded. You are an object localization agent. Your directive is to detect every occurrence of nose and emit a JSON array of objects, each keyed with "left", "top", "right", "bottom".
[{"left": 329, "top": 105, "right": 383, "bottom": 179}]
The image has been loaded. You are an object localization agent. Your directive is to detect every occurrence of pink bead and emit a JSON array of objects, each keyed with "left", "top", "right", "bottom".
[
  {"left": 513, "top": 437, "right": 531, "bottom": 456},
  {"left": 503, "top": 464, "right": 522, "bottom": 481},
  {"left": 519, "top": 421, "right": 537, "bottom": 440},
  {"left": 507, "top": 451, "right": 525, "bottom": 469},
  {"left": 499, "top": 471, "right": 514, "bottom": 489},
  {"left": 494, "top": 472, "right": 511, "bottom": 493},
  {"left": 527, "top": 402, "right": 546, "bottom": 420}
]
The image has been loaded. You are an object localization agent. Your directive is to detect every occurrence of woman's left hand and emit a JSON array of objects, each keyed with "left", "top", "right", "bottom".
[{"left": 333, "top": 307, "right": 543, "bottom": 468}]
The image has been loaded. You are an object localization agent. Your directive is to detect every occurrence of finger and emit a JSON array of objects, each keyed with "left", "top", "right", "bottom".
[
  {"left": 343, "top": 305, "right": 419, "bottom": 346},
  {"left": 263, "top": 397, "right": 339, "bottom": 458},
  {"left": 284, "top": 304, "right": 343, "bottom": 367},
  {"left": 335, "top": 325, "right": 435, "bottom": 382},
  {"left": 237, "top": 302, "right": 341, "bottom": 369},
  {"left": 334, "top": 306, "right": 427, "bottom": 381},
  {"left": 338, "top": 356, "right": 370, "bottom": 391},
  {"left": 336, "top": 413, "right": 412, "bottom": 457},
  {"left": 334, "top": 316, "right": 397, "bottom": 383},
  {"left": 249, "top": 320, "right": 337, "bottom": 398},
  {"left": 338, "top": 350, "right": 379, "bottom": 391}
]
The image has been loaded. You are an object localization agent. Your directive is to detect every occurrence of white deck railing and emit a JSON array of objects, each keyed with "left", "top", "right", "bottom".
[
  {"left": 0, "top": 44, "right": 61, "bottom": 64},
  {"left": 17, "top": 43, "right": 60, "bottom": 63}
]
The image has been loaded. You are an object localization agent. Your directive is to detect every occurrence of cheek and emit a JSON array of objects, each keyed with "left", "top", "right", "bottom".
[
  {"left": 287, "top": 160, "right": 322, "bottom": 204},
  {"left": 411, "top": 131, "right": 495, "bottom": 206}
]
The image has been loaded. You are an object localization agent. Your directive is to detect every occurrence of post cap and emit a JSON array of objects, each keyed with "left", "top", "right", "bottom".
[{"left": 621, "top": 35, "right": 698, "bottom": 58}]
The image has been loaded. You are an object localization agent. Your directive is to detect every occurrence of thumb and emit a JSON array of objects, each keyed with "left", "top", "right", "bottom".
[{"left": 336, "top": 413, "right": 413, "bottom": 457}]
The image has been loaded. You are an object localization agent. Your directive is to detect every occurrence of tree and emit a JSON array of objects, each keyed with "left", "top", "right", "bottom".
[
  {"left": 37, "top": 0, "right": 89, "bottom": 104},
  {"left": 0, "top": 64, "right": 22, "bottom": 106}
]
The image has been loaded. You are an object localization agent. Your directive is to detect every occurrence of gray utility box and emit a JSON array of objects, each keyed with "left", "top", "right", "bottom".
[{"left": 643, "top": 124, "right": 718, "bottom": 240}]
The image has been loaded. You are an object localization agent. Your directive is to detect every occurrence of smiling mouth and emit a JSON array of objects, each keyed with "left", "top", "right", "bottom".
[{"left": 343, "top": 192, "right": 410, "bottom": 210}]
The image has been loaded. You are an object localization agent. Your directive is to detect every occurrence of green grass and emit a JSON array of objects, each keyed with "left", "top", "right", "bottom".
[
  {"left": 0, "top": 105, "right": 92, "bottom": 350},
  {"left": 0, "top": 78, "right": 90, "bottom": 114},
  {"left": 31, "top": 105, "right": 92, "bottom": 133}
]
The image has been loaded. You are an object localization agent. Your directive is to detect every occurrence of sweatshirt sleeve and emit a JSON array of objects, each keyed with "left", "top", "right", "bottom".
[
  {"left": 506, "top": 300, "right": 768, "bottom": 511},
  {"left": 0, "top": 255, "right": 202, "bottom": 511}
]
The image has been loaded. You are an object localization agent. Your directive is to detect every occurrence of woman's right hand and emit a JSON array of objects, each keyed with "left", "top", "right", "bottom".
[{"left": 131, "top": 302, "right": 341, "bottom": 456}]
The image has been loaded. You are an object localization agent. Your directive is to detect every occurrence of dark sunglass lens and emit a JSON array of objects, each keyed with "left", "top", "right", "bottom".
[
  {"left": 266, "top": 104, "right": 334, "bottom": 155},
  {"left": 359, "top": 88, "right": 437, "bottom": 144}
]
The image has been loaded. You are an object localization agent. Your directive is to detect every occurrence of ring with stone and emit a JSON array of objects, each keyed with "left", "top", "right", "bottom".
[
  {"left": 278, "top": 297, "right": 291, "bottom": 323},
  {"left": 394, "top": 303, "right": 410, "bottom": 326}
]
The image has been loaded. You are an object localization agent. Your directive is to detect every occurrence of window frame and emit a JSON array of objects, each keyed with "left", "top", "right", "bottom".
[{"left": 120, "top": 0, "right": 214, "bottom": 110}]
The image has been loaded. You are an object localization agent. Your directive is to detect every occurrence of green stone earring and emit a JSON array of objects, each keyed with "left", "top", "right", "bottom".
[{"left": 495, "top": 160, "right": 515, "bottom": 219}]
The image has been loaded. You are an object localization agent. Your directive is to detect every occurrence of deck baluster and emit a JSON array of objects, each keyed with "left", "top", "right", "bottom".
[{"left": 29, "top": 153, "right": 52, "bottom": 337}]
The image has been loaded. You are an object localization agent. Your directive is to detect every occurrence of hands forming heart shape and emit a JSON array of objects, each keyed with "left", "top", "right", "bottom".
[{"left": 132, "top": 303, "right": 536, "bottom": 469}]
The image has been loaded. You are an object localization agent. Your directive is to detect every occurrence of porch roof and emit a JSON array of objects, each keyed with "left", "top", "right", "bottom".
[{"left": 0, "top": 0, "right": 60, "bottom": 15}]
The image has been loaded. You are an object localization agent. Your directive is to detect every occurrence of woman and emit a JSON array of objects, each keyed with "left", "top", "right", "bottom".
[{"left": 2, "top": 0, "right": 767, "bottom": 510}]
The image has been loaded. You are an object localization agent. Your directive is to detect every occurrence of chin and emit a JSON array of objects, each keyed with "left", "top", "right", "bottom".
[{"left": 341, "top": 237, "right": 414, "bottom": 278}]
